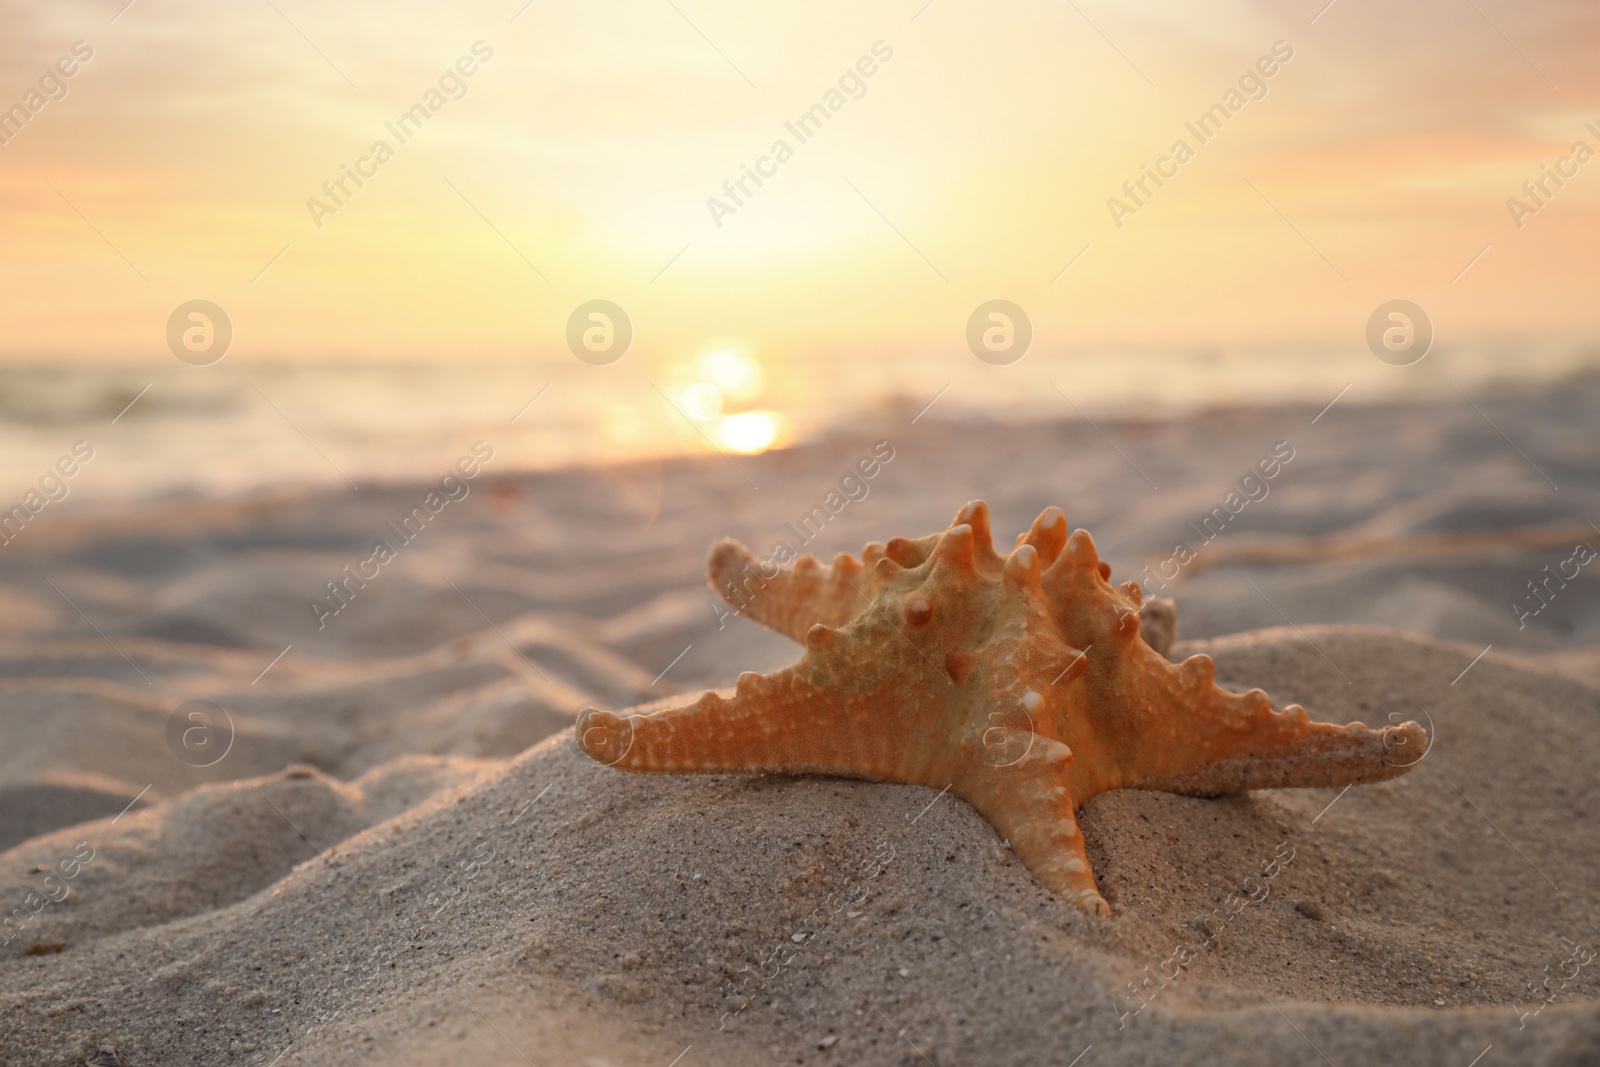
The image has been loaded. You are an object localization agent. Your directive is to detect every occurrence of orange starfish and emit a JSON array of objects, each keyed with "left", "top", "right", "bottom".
[{"left": 578, "top": 501, "right": 1426, "bottom": 915}]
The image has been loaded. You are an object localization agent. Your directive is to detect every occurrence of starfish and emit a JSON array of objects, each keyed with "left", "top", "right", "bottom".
[{"left": 577, "top": 501, "right": 1427, "bottom": 915}]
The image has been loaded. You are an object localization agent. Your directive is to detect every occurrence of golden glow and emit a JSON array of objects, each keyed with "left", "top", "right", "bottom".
[
  {"left": 681, "top": 382, "right": 723, "bottom": 421},
  {"left": 601, "top": 403, "right": 644, "bottom": 443},
  {"left": 0, "top": 1, "right": 1592, "bottom": 370},
  {"left": 718, "top": 410, "right": 785, "bottom": 454},
  {"left": 700, "top": 349, "right": 764, "bottom": 404}
]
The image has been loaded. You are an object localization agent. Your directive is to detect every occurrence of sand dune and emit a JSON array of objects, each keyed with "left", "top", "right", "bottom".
[
  {"left": 2, "top": 631, "right": 1597, "bottom": 1065},
  {"left": 2, "top": 381, "right": 1598, "bottom": 1064}
]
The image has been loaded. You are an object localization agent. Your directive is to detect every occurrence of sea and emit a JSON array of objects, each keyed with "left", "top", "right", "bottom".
[{"left": 1, "top": 341, "right": 1593, "bottom": 505}]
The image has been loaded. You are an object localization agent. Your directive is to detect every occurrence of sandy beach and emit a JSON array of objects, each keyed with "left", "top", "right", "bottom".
[{"left": 2, "top": 377, "right": 1599, "bottom": 1066}]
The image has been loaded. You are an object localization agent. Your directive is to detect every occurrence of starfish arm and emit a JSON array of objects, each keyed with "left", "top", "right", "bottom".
[
  {"left": 957, "top": 733, "right": 1110, "bottom": 915},
  {"left": 1123, "top": 656, "right": 1429, "bottom": 795},
  {"left": 704, "top": 502, "right": 1006, "bottom": 643},
  {"left": 577, "top": 669, "right": 917, "bottom": 781},
  {"left": 706, "top": 539, "right": 873, "bottom": 643},
  {"left": 1130, "top": 716, "right": 1427, "bottom": 795}
]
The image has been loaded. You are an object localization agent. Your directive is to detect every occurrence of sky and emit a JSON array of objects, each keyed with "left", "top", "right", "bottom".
[{"left": 0, "top": 0, "right": 1595, "bottom": 374}]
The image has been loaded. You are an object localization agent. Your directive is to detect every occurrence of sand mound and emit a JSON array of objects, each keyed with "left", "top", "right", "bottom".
[
  {"left": 3, "top": 387, "right": 1599, "bottom": 1063},
  {"left": 2, "top": 630, "right": 1596, "bottom": 1066},
  {"left": 0, "top": 757, "right": 497, "bottom": 960}
]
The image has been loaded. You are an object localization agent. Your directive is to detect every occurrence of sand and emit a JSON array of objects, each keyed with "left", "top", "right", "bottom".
[{"left": 2, "top": 377, "right": 1598, "bottom": 1066}]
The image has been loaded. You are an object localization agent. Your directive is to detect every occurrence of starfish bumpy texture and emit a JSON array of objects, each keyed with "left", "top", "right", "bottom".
[{"left": 577, "top": 501, "right": 1426, "bottom": 915}]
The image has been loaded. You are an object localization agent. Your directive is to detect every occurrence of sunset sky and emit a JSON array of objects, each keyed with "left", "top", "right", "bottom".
[{"left": 1, "top": 0, "right": 1595, "bottom": 368}]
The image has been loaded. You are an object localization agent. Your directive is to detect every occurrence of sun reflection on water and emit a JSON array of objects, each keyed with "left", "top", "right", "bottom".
[{"left": 664, "top": 347, "right": 788, "bottom": 454}]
